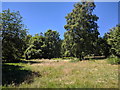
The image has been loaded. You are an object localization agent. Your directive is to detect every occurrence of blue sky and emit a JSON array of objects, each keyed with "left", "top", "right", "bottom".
[{"left": 2, "top": 2, "right": 118, "bottom": 39}]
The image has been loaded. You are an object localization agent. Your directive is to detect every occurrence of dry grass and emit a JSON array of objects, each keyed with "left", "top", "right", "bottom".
[{"left": 3, "top": 59, "right": 119, "bottom": 88}]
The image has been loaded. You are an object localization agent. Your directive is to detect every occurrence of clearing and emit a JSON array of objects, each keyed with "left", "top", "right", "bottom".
[{"left": 2, "top": 59, "right": 119, "bottom": 88}]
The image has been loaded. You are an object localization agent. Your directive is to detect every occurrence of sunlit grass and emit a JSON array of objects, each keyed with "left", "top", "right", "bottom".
[{"left": 3, "top": 59, "right": 119, "bottom": 88}]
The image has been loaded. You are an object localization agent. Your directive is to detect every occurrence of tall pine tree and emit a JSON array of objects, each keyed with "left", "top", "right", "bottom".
[{"left": 62, "top": 1, "right": 99, "bottom": 60}]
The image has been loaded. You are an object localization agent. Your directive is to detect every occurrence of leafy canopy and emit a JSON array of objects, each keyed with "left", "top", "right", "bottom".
[{"left": 1, "top": 9, "right": 27, "bottom": 61}]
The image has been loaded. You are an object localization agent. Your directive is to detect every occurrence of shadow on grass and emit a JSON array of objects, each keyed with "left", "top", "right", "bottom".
[
  {"left": 2, "top": 63, "right": 41, "bottom": 86},
  {"left": 3, "top": 60, "right": 42, "bottom": 64},
  {"left": 16, "top": 60, "right": 42, "bottom": 64},
  {"left": 84, "top": 56, "right": 106, "bottom": 60}
]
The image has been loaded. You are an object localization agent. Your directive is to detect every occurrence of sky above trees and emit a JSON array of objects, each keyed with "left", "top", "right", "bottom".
[{"left": 2, "top": 2, "right": 118, "bottom": 39}]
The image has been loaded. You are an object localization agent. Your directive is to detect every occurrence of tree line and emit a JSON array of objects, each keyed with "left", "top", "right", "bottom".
[{"left": 1, "top": 2, "right": 120, "bottom": 62}]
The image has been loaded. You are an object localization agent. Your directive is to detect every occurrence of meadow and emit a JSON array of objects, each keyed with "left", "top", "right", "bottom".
[{"left": 2, "top": 59, "right": 119, "bottom": 88}]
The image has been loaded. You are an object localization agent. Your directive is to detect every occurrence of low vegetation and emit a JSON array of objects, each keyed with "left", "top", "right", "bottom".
[
  {"left": 2, "top": 59, "right": 118, "bottom": 88},
  {"left": 107, "top": 55, "right": 120, "bottom": 65}
]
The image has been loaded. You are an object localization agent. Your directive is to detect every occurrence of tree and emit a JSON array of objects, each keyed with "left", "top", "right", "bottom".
[
  {"left": 93, "top": 36, "right": 110, "bottom": 57},
  {"left": 44, "top": 29, "right": 61, "bottom": 58},
  {"left": 102, "top": 34, "right": 111, "bottom": 57},
  {"left": 107, "top": 25, "right": 120, "bottom": 58},
  {"left": 24, "top": 34, "right": 32, "bottom": 49},
  {"left": 24, "top": 30, "right": 61, "bottom": 59},
  {"left": 24, "top": 33, "right": 46, "bottom": 59},
  {"left": 62, "top": 2, "right": 99, "bottom": 60},
  {"left": 1, "top": 9, "right": 27, "bottom": 61}
]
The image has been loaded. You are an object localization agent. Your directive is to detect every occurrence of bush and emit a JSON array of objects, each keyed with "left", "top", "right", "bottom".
[{"left": 107, "top": 55, "right": 120, "bottom": 64}]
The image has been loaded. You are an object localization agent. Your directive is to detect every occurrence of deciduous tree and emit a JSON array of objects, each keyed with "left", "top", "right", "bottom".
[
  {"left": 1, "top": 9, "right": 27, "bottom": 61},
  {"left": 107, "top": 25, "right": 120, "bottom": 58}
]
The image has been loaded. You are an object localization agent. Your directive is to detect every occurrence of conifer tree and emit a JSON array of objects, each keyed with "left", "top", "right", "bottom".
[{"left": 62, "top": 1, "right": 99, "bottom": 60}]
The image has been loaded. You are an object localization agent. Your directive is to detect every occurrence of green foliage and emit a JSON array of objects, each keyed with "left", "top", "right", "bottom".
[
  {"left": 107, "top": 55, "right": 120, "bottom": 65},
  {"left": 44, "top": 29, "right": 61, "bottom": 58},
  {"left": 24, "top": 34, "right": 47, "bottom": 59},
  {"left": 93, "top": 36, "right": 110, "bottom": 57},
  {"left": 62, "top": 2, "right": 99, "bottom": 59},
  {"left": 2, "top": 7, "right": 119, "bottom": 63},
  {"left": 24, "top": 34, "right": 32, "bottom": 49},
  {"left": 24, "top": 30, "right": 61, "bottom": 59},
  {"left": 107, "top": 25, "right": 120, "bottom": 58},
  {"left": 1, "top": 9, "right": 27, "bottom": 61}
]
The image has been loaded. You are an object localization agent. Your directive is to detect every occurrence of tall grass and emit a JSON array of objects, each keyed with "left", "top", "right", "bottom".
[{"left": 3, "top": 59, "right": 119, "bottom": 88}]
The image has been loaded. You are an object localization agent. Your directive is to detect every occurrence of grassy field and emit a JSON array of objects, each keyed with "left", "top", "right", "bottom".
[{"left": 2, "top": 59, "right": 119, "bottom": 88}]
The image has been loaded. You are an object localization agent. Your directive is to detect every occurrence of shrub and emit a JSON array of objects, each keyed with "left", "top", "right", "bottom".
[{"left": 107, "top": 55, "right": 120, "bottom": 65}]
